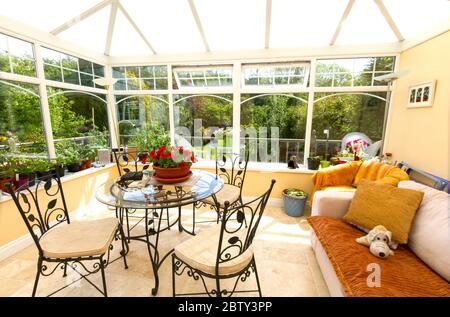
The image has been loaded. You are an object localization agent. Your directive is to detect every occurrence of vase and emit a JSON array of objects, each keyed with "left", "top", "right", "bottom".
[{"left": 153, "top": 165, "right": 191, "bottom": 179}]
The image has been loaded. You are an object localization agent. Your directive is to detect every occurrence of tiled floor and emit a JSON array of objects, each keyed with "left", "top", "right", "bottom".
[{"left": 0, "top": 204, "right": 329, "bottom": 297}]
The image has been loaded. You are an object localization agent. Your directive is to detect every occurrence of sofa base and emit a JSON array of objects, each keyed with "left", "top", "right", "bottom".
[{"left": 310, "top": 230, "right": 345, "bottom": 297}]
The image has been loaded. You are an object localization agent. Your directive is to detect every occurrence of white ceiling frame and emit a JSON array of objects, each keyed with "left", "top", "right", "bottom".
[
  {"left": 117, "top": 2, "right": 157, "bottom": 54},
  {"left": 105, "top": 0, "right": 119, "bottom": 56},
  {"left": 188, "top": 0, "right": 210, "bottom": 52},
  {"left": 50, "top": 0, "right": 113, "bottom": 35},
  {"left": 374, "top": 0, "right": 405, "bottom": 42},
  {"left": 264, "top": 0, "right": 272, "bottom": 49},
  {"left": 330, "top": 0, "right": 355, "bottom": 46}
]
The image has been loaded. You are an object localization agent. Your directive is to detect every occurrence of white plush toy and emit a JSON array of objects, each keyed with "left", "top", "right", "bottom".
[{"left": 356, "top": 225, "right": 396, "bottom": 259}]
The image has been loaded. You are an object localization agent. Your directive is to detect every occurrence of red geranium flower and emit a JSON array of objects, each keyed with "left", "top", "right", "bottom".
[{"left": 179, "top": 162, "right": 187, "bottom": 169}]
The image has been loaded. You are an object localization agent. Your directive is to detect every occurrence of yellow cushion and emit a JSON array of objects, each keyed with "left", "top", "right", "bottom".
[
  {"left": 40, "top": 218, "right": 118, "bottom": 258},
  {"left": 353, "top": 160, "right": 409, "bottom": 187},
  {"left": 343, "top": 179, "right": 424, "bottom": 244}
]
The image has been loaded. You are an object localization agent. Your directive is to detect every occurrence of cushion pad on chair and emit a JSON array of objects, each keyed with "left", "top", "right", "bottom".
[
  {"left": 202, "top": 184, "right": 240, "bottom": 208},
  {"left": 174, "top": 225, "right": 254, "bottom": 276},
  {"left": 40, "top": 218, "right": 119, "bottom": 259}
]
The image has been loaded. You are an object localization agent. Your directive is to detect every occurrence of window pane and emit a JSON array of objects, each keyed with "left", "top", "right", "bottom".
[
  {"left": 44, "top": 64, "right": 62, "bottom": 81},
  {"left": 310, "top": 93, "right": 387, "bottom": 160},
  {"left": 116, "top": 95, "right": 169, "bottom": 149},
  {"left": 0, "top": 33, "right": 37, "bottom": 78},
  {"left": 0, "top": 80, "right": 47, "bottom": 154},
  {"left": 113, "top": 67, "right": 126, "bottom": 78},
  {"left": 79, "top": 59, "right": 93, "bottom": 74},
  {"left": 353, "top": 73, "right": 373, "bottom": 86},
  {"left": 62, "top": 69, "right": 80, "bottom": 85},
  {"left": 114, "top": 79, "right": 127, "bottom": 90},
  {"left": 93, "top": 63, "right": 104, "bottom": 77},
  {"left": 41, "top": 47, "right": 61, "bottom": 65},
  {"left": 113, "top": 65, "right": 167, "bottom": 91},
  {"left": 173, "top": 66, "right": 232, "bottom": 88},
  {"left": 11, "top": 57, "right": 36, "bottom": 77},
  {"left": 174, "top": 95, "right": 233, "bottom": 160},
  {"left": 375, "top": 56, "right": 395, "bottom": 72},
  {"left": 47, "top": 87, "right": 109, "bottom": 141},
  {"left": 80, "top": 73, "right": 95, "bottom": 87},
  {"left": 333, "top": 73, "right": 352, "bottom": 87},
  {"left": 61, "top": 54, "right": 78, "bottom": 70},
  {"left": 243, "top": 63, "right": 310, "bottom": 87},
  {"left": 126, "top": 78, "right": 140, "bottom": 90},
  {"left": 241, "top": 94, "right": 308, "bottom": 164}
]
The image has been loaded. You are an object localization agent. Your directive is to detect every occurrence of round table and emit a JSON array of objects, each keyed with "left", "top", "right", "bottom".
[{"left": 95, "top": 169, "right": 224, "bottom": 295}]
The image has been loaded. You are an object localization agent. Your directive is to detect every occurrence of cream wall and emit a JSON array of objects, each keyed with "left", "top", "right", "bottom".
[
  {"left": 386, "top": 31, "right": 450, "bottom": 179},
  {"left": 0, "top": 165, "right": 313, "bottom": 248}
]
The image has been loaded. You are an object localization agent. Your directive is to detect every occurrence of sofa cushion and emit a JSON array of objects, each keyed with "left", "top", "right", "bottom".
[
  {"left": 307, "top": 216, "right": 450, "bottom": 297},
  {"left": 398, "top": 180, "right": 450, "bottom": 282},
  {"left": 343, "top": 179, "right": 423, "bottom": 243},
  {"left": 352, "top": 160, "right": 409, "bottom": 187}
]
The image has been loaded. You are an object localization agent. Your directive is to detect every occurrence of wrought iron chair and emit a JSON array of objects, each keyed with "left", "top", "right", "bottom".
[
  {"left": 172, "top": 179, "right": 276, "bottom": 297},
  {"left": 112, "top": 148, "right": 170, "bottom": 241},
  {"left": 192, "top": 149, "right": 250, "bottom": 231},
  {"left": 7, "top": 173, "right": 129, "bottom": 297}
]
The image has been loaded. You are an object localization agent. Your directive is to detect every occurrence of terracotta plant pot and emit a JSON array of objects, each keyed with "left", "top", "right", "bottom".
[
  {"left": 82, "top": 160, "right": 92, "bottom": 169},
  {"left": 153, "top": 165, "right": 190, "bottom": 179},
  {"left": 0, "top": 177, "right": 14, "bottom": 192}
]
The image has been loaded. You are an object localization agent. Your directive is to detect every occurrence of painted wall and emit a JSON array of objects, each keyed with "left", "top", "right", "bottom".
[
  {"left": 0, "top": 165, "right": 314, "bottom": 249},
  {"left": 386, "top": 31, "right": 450, "bottom": 179}
]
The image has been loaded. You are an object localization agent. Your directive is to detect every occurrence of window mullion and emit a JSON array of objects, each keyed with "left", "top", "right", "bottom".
[
  {"left": 232, "top": 62, "right": 241, "bottom": 155},
  {"left": 304, "top": 58, "right": 317, "bottom": 166},
  {"left": 168, "top": 64, "right": 175, "bottom": 145},
  {"left": 34, "top": 43, "right": 56, "bottom": 159}
]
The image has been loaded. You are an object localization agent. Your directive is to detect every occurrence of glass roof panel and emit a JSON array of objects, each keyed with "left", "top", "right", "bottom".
[
  {"left": 0, "top": 0, "right": 104, "bottom": 32},
  {"left": 58, "top": 5, "right": 110, "bottom": 54},
  {"left": 120, "top": 0, "right": 204, "bottom": 54},
  {"left": 383, "top": 0, "right": 450, "bottom": 39},
  {"left": 271, "top": 0, "right": 349, "bottom": 47},
  {"left": 194, "top": 0, "right": 265, "bottom": 51},
  {"left": 109, "top": 9, "right": 152, "bottom": 56},
  {"left": 336, "top": 0, "right": 398, "bottom": 45}
]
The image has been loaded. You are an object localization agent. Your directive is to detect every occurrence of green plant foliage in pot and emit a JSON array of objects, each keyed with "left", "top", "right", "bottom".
[{"left": 128, "top": 122, "right": 170, "bottom": 153}]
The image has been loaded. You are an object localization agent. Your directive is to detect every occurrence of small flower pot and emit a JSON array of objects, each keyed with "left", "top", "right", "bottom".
[
  {"left": 153, "top": 165, "right": 191, "bottom": 179},
  {"left": 307, "top": 158, "right": 320, "bottom": 170},
  {"left": 320, "top": 160, "right": 331, "bottom": 168},
  {"left": 28, "top": 173, "right": 36, "bottom": 187},
  {"left": 67, "top": 163, "right": 81, "bottom": 173},
  {"left": 81, "top": 160, "right": 92, "bottom": 169},
  {"left": 52, "top": 166, "right": 65, "bottom": 177},
  {"left": 282, "top": 189, "right": 308, "bottom": 217},
  {"left": 36, "top": 170, "right": 53, "bottom": 179},
  {"left": 0, "top": 177, "right": 14, "bottom": 192}
]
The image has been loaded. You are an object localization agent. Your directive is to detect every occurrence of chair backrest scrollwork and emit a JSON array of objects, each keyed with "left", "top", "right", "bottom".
[
  {"left": 215, "top": 179, "right": 276, "bottom": 274},
  {"left": 215, "top": 148, "right": 250, "bottom": 195},
  {"left": 7, "top": 173, "right": 70, "bottom": 256},
  {"left": 112, "top": 148, "right": 150, "bottom": 176}
]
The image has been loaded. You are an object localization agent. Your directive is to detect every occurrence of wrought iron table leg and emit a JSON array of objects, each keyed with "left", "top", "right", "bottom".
[{"left": 178, "top": 206, "right": 182, "bottom": 232}]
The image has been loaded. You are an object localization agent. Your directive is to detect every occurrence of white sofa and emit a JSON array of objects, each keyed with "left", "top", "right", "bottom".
[{"left": 310, "top": 180, "right": 450, "bottom": 297}]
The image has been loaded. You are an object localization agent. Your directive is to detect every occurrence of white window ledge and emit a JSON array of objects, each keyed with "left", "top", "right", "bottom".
[{"left": 192, "top": 160, "right": 316, "bottom": 174}]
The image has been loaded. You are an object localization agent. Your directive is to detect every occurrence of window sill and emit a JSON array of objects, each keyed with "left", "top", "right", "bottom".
[
  {"left": 192, "top": 160, "right": 316, "bottom": 174},
  {"left": 0, "top": 163, "right": 116, "bottom": 204}
]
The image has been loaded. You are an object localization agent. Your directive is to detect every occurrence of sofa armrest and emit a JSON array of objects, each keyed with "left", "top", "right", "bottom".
[{"left": 311, "top": 190, "right": 355, "bottom": 219}]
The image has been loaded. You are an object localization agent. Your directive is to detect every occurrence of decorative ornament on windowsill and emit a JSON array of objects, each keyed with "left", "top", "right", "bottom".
[{"left": 337, "top": 139, "right": 369, "bottom": 162}]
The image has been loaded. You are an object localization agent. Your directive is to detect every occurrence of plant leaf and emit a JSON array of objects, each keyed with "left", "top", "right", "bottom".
[
  {"left": 220, "top": 168, "right": 227, "bottom": 173},
  {"left": 148, "top": 219, "right": 154, "bottom": 225},
  {"left": 28, "top": 214, "right": 35, "bottom": 222},
  {"left": 123, "top": 168, "right": 130, "bottom": 173},
  {"left": 122, "top": 155, "right": 128, "bottom": 162},
  {"left": 47, "top": 199, "right": 57, "bottom": 209},
  {"left": 143, "top": 165, "right": 149, "bottom": 170},
  {"left": 148, "top": 228, "right": 156, "bottom": 235},
  {"left": 153, "top": 211, "right": 159, "bottom": 218}
]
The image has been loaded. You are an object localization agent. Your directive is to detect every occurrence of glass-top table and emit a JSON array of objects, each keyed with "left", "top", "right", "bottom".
[{"left": 95, "top": 169, "right": 224, "bottom": 296}]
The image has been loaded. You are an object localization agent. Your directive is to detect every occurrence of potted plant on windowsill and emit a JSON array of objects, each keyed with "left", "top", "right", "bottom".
[
  {"left": 0, "top": 154, "right": 14, "bottom": 192},
  {"left": 34, "top": 159, "right": 54, "bottom": 178},
  {"left": 282, "top": 188, "right": 308, "bottom": 217},
  {"left": 145, "top": 145, "right": 197, "bottom": 182},
  {"left": 14, "top": 158, "right": 34, "bottom": 189},
  {"left": 128, "top": 123, "right": 170, "bottom": 159},
  {"left": 307, "top": 156, "right": 321, "bottom": 170}
]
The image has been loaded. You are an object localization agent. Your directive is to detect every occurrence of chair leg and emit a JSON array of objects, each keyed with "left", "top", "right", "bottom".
[
  {"left": 119, "top": 225, "right": 129, "bottom": 269},
  {"left": 239, "top": 197, "right": 248, "bottom": 228},
  {"left": 192, "top": 203, "right": 196, "bottom": 234},
  {"left": 99, "top": 258, "right": 108, "bottom": 297},
  {"left": 215, "top": 277, "right": 222, "bottom": 298},
  {"left": 63, "top": 262, "right": 68, "bottom": 277},
  {"left": 171, "top": 254, "right": 176, "bottom": 297},
  {"left": 125, "top": 209, "right": 131, "bottom": 243},
  {"left": 166, "top": 208, "right": 170, "bottom": 230},
  {"left": 252, "top": 258, "right": 262, "bottom": 297},
  {"left": 32, "top": 258, "right": 42, "bottom": 297}
]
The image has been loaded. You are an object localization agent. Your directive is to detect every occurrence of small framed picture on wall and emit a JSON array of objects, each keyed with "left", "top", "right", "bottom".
[{"left": 407, "top": 80, "right": 436, "bottom": 108}]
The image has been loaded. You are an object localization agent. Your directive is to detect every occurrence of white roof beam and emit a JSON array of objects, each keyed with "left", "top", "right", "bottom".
[
  {"left": 264, "top": 0, "right": 272, "bottom": 49},
  {"left": 374, "top": 0, "right": 405, "bottom": 42},
  {"left": 50, "top": 0, "right": 113, "bottom": 35},
  {"left": 330, "top": 0, "right": 355, "bottom": 46},
  {"left": 117, "top": 2, "right": 157, "bottom": 54},
  {"left": 105, "top": 0, "right": 119, "bottom": 56},
  {"left": 188, "top": 0, "right": 210, "bottom": 52}
]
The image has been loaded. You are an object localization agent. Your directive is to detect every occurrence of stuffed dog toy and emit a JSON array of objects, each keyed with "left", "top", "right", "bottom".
[{"left": 356, "top": 225, "right": 396, "bottom": 259}]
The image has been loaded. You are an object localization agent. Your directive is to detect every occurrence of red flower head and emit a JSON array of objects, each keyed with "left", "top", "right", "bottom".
[
  {"left": 191, "top": 153, "right": 197, "bottom": 163},
  {"left": 140, "top": 153, "right": 149, "bottom": 164},
  {"left": 179, "top": 162, "right": 187, "bottom": 169}
]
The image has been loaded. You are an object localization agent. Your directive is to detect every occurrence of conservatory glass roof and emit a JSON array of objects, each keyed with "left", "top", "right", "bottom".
[{"left": 0, "top": 0, "right": 449, "bottom": 56}]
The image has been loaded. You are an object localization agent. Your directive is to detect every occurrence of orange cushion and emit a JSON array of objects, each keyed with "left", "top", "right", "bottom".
[
  {"left": 308, "top": 216, "right": 450, "bottom": 297},
  {"left": 353, "top": 160, "right": 408, "bottom": 187}
]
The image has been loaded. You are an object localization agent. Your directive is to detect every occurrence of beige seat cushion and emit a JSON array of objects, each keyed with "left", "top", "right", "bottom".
[
  {"left": 40, "top": 218, "right": 119, "bottom": 259},
  {"left": 174, "top": 225, "right": 254, "bottom": 276},
  {"left": 202, "top": 184, "right": 240, "bottom": 208}
]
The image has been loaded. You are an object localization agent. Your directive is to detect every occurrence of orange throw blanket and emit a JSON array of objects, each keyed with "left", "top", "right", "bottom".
[{"left": 308, "top": 216, "right": 450, "bottom": 297}]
